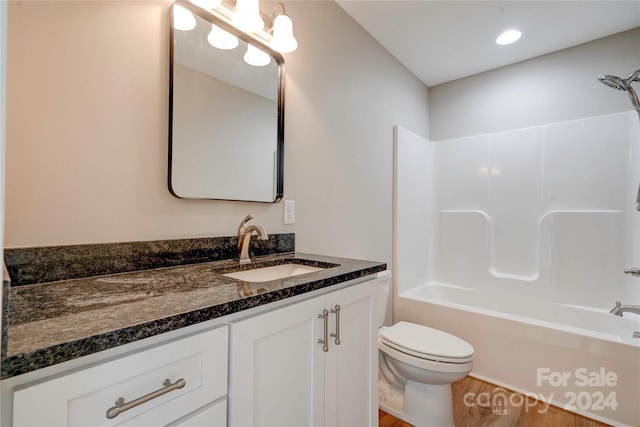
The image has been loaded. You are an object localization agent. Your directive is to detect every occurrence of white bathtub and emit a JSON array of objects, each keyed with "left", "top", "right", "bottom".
[{"left": 395, "top": 282, "right": 640, "bottom": 427}]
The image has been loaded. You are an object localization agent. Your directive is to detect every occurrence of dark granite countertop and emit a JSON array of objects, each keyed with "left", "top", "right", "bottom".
[{"left": 2, "top": 252, "right": 386, "bottom": 379}]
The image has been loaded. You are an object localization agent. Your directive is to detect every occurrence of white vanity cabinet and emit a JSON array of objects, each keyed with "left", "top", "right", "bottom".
[
  {"left": 4, "top": 271, "right": 385, "bottom": 427},
  {"left": 11, "top": 325, "right": 229, "bottom": 427},
  {"left": 228, "top": 278, "right": 379, "bottom": 427}
]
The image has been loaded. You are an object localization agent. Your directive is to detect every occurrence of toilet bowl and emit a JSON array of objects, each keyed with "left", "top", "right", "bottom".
[
  {"left": 375, "top": 273, "right": 474, "bottom": 426},
  {"left": 378, "top": 321, "right": 474, "bottom": 426}
]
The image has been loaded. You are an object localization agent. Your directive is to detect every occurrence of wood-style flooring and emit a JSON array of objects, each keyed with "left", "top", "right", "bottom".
[{"left": 379, "top": 376, "right": 612, "bottom": 427}]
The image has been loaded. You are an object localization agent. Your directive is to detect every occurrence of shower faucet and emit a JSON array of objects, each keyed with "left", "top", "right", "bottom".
[
  {"left": 624, "top": 268, "right": 640, "bottom": 277},
  {"left": 609, "top": 301, "right": 640, "bottom": 317}
]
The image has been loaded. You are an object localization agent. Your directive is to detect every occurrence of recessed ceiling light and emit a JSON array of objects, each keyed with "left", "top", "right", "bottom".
[{"left": 496, "top": 30, "right": 522, "bottom": 45}]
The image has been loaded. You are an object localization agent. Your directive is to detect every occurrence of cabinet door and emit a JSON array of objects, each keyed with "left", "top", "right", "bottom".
[
  {"left": 229, "top": 296, "right": 326, "bottom": 427},
  {"left": 324, "top": 281, "right": 378, "bottom": 427}
]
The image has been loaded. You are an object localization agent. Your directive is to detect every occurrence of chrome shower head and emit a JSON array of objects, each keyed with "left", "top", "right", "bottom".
[
  {"left": 598, "top": 68, "right": 640, "bottom": 89},
  {"left": 598, "top": 68, "right": 640, "bottom": 112},
  {"left": 597, "top": 74, "right": 629, "bottom": 91}
]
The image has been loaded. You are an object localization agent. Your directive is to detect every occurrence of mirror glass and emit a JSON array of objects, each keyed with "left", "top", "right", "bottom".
[{"left": 169, "top": 2, "right": 284, "bottom": 202}]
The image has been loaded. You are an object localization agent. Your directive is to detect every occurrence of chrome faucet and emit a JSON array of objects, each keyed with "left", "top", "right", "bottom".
[
  {"left": 237, "top": 214, "right": 268, "bottom": 264},
  {"left": 624, "top": 268, "right": 640, "bottom": 277},
  {"left": 609, "top": 301, "right": 640, "bottom": 317}
]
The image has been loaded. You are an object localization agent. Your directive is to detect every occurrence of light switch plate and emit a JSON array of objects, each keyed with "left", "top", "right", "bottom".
[{"left": 283, "top": 200, "right": 295, "bottom": 224}]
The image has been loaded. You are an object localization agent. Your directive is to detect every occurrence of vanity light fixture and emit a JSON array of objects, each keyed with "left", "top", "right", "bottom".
[
  {"left": 244, "top": 44, "right": 271, "bottom": 66},
  {"left": 173, "top": 4, "right": 197, "bottom": 31},
  {"left": 232, "top": 0, "right": 265, "bottom": 33},
  {"left": 268, "top": 3, "right": 297, "bottom": 53},
  {"left": 177, "top": 0, "right": 298, "bottom": 54},
  {"left": 496, "top": 29, "right": 522, "bottom": 45},
  {"left": 190, "top": 0, "right": 222, "bottom": 9},
  {"left": 208, "top": 23, "right": 239, "bottom": 50}
]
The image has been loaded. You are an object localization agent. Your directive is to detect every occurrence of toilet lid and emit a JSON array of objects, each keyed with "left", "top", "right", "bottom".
[{"left": 380, "top": 321, "right": 474, "bottom": 363}]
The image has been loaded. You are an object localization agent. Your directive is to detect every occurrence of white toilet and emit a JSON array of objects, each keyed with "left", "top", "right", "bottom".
[{"left": 376, "top": 273, "right": 475, "bottom": 426}]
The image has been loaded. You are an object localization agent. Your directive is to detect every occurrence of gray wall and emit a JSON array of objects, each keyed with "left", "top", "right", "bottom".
[
  {"left": 4, "top": 1, "right": 429, "bottom": 271},
  {"left": 429, "top": 28, "right": 640, "bottom": 141}
]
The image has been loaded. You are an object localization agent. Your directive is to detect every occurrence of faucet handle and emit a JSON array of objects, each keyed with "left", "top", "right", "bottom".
[
  {"left": 624, "top": 268, "right": 640, "bottom": 277},
  {"left": 609, "top": 301, "right": 622, "bottom": 315},
  {"left": 237, "top": 214, "right": 255, "bottom": 236}
]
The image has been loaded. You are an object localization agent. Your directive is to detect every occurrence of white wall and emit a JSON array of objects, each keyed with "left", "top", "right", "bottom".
[
  {"left": 281, "top": 1, "right": 429, "bottom": 263},
  {"left": 429, "top": 28, "right": 640, "bottom": 141},
  {"left": 398, "top": 112, "right": 639, "bottom": 308},
  {"left": 418, "top": 26, "right": 640, "bottom": 306},
  {"left": 4, "top": 1, "right": 429, "bottom": 271}
]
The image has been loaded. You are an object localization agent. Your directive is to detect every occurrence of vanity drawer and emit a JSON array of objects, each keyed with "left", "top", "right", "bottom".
[
  {"left": 170, "top": 398, "right": 227, "bottom": 427},
  {"left": 13, "top": 325, "right": 228, "bottom": 427}
]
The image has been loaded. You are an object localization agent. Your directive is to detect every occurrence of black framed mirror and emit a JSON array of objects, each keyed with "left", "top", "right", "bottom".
[{"left": 169, "top": 1, "right": 284, "bottom": 202}]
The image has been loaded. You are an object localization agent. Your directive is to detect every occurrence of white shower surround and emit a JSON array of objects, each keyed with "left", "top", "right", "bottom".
[{"left": 393, "top": 112, "right": 640, "bottom": 426}]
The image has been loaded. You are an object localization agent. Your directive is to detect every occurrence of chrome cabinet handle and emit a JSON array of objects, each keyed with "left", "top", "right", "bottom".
[
  {"left": 330, "top": 304, "right": 341, "bottom": 345},
  {"left": 105, "top": 378, "right": 186, "bottom": 419},
  {"left": 318, "top": 309, "right": 329, "bottom": 352}
]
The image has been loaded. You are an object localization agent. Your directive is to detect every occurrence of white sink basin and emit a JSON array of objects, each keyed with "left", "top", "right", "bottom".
[{"left": 223, "top": 263, "right": 324, "bottom": 283}]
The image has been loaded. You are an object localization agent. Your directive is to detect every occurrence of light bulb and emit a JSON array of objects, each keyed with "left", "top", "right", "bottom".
[
  {"left": 269, "top": 14, "right": 297, "bottom": 53},
  {"left": 173, "top": 4, "right": 196, "bottom": 31},
  {"left": 232, "top": 0, "right": 264, "bottom": 33},
  {"left": 244, "top": 44, "right": 271, "bottom": 66},
  {"left": 208, "top": 24, "right": 239, "bottom": 50}
]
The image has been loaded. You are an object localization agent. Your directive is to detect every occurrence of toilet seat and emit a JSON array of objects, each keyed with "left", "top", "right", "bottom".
[
  {"left": 380, "top": 321, "right": 474, "bottom": 364},
  {"left": 379, "top": 338, "right": 473, "bottom": 375}
]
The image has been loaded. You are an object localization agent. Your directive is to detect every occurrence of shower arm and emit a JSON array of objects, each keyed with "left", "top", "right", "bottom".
[
  {"left": 630, "top": 74, "right": 640, "bottom": 210},
  {"left": 628, "top": 68, "right": 640, "bottom": 83}
]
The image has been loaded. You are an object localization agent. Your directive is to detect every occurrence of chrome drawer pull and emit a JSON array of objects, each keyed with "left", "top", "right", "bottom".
[
  {"left": 330, "top": 304, "right": 341, "bottom": 345},
  {"left": 105, "top": 378, "right": 186, "bottom": 419},
  {"left": 318, "top": 309, "right": 329, "bottom": 352}
]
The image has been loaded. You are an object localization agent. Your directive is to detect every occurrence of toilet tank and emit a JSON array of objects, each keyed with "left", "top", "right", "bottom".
[{"left": 375, "top": 270, "right": 393, "bottom": 327}]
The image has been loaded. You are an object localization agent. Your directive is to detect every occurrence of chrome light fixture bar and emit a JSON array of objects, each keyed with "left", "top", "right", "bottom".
[{"left": 175, "top": 0, "right": 298, "bottom": 54}]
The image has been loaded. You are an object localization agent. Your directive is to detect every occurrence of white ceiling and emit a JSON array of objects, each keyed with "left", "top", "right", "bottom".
[{"left": 335, "top": 1, "right": 640, "bottom": 87}]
